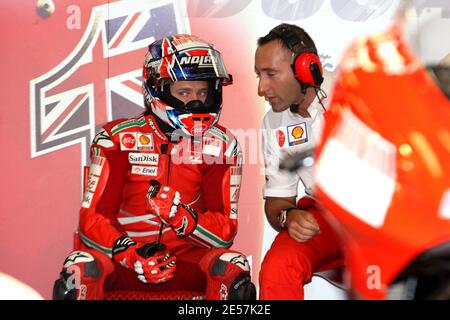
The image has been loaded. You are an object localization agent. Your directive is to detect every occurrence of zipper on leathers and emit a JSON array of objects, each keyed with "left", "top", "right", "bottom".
[{"left": 160, "top": 143, "right": 170, "bottom": 185}]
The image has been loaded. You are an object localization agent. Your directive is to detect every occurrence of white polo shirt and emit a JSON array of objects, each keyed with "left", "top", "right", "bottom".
[{"left": 262, "top": 102, "right": 325, "bottom": 198}]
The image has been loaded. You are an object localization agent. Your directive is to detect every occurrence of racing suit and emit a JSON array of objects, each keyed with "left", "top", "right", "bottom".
[
  {"left": 259, "top": 102, "right": 343, "bottom": 300},
  {"left": 54, "top": 112, "right": 253, "bottom": 300}
]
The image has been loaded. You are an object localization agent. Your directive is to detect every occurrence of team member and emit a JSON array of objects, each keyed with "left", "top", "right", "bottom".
[{"left": 255, "top": 24, "right": 343, "bottom": 299}]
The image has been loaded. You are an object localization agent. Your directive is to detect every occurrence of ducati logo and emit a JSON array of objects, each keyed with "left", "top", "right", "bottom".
[{"left": 276, "top": 129, "right": 285, "bottom": 147}]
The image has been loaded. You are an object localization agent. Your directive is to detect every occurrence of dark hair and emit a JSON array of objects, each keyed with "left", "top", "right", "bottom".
[{"left": 257, "top": 23, "right": 317, "bottom": 53}]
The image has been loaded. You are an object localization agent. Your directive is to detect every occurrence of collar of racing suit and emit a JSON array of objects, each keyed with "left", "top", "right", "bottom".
[{"left": 144, "top": 110, "right": 183, "bottom": 142}]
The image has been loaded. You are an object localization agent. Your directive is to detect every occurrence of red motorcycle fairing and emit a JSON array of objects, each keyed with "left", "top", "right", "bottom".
[{"left": 314, "top": 24, "right": 450, "bottom": 299}]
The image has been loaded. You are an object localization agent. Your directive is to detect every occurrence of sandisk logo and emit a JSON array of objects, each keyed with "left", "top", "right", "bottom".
[
  {"left": 179, "top": 55, "right": 212, "bottom": 67},
  {"left": 131, "top": 165, "right": 158, "bottom": 176},
  {"left": 120, "top": 133, "right": 136, "bottom": 150},
  {"left": 128, "top": 153, "right": 159, "bottom": 165}
]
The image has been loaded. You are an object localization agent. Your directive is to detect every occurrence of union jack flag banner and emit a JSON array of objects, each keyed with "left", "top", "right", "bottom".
[{"left": 30, "top": 0, "right": 189, "bottom": 166}]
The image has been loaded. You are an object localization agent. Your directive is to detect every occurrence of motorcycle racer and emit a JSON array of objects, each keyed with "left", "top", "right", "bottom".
[{"left": 53, "top": 34, "right": 256, "bottom": 300}]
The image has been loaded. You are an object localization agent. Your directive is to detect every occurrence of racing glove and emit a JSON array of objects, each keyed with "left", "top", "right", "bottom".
[
  {"left": 145, "top": 185, "right": 198, "bottom": 238},
  {"left": 112, "top": 236, "right": 176, "bottom": 284}
]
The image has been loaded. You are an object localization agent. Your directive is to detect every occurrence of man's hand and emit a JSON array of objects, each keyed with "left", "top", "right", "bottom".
[
  {"left": 145, "top": 185, "right": 198, "bottom": 237},
  {"left": 286, "top": 209, "right": 321, "bottom": 242},
  {"left": 112, "top": 237, "right": 176, "bottom": 284}
]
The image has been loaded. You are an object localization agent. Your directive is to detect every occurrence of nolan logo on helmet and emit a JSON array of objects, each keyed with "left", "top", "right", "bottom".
[{"left": 179, "top": 55, "right": 213, "bottom": 67}]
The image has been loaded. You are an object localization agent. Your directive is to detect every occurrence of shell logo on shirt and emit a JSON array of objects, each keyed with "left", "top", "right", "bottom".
[
  {"left": 139, "top": 134, "right": 151, "bottom": 145},
  {"left": 287, "top": 122, "right": 308, "bottom": 146},
  {"left": 137, "top": 133, "right": 154, "bottom": 151},
  {"left": 292, "top": 126, "right": 304, "bottom": 139}
]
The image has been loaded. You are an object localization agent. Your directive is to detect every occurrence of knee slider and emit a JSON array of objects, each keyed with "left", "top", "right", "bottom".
[
  {"left": 229, "top": 273, "right": 257, "bottom": 300},
  {"left": 53, "top": 272, "right": 77, "bottom": 300},
  {"left": 210, "top": 251, "right": 255, "bottom": 300}
]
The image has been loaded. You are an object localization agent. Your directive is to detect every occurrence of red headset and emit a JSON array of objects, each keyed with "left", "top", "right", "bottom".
[{"left": 270, "top": 25, "right": 324, "bottom": 93}]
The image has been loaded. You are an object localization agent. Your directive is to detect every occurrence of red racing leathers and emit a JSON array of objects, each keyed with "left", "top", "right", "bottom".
[
  {"left": 56, "top": 112, "right": 253, "bottom": 300},
  {"left": 259, "top": 197, "right": 343, "bottom": 299}
]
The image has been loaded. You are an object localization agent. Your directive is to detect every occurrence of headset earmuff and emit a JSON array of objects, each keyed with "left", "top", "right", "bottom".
[{"left": 270, "top": 25, "right": 324, "bottom": 92}]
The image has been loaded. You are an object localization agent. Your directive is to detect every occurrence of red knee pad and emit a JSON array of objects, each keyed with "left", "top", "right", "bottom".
[{"left": 54, "top": 250, "right": 110, "bottom": 300}]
